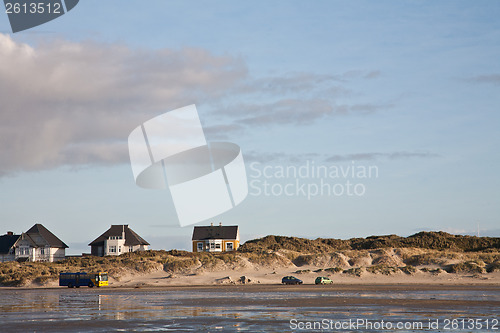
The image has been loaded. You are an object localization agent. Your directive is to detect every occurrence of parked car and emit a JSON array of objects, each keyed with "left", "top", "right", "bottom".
[
  {"left": 315, "top": 276, "right": 333, "bottom": 285},
  {"left": 281, "top": 276, "right": 303, "bottom": 285}
]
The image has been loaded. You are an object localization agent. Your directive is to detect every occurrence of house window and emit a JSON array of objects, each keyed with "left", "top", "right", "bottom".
[
  {"left": 210, "top": 242, "right": 215, "bottom": 249},
  {"left": 118, "top": 246, "right": 121, "bottom": 253},
  {"left": 109, "top": 246, "right": 117, "bottom": 253},
  {"left": 215, "top": 243, "right": 221, "bottom": 249},
  {"left": 129, "top": 246, "right": 134, "bottom": 252},
  {"left": 226, "top": 242, "right": 233, "bottom": 251},
  {"left": 197, "top": 243, "right": 203, "bottom": 252},
  {"left": 40, "top": 248, "right": 45, "bottom": 255}
]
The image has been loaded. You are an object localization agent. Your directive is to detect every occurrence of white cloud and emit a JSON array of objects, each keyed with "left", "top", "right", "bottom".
[
  {"left": 0, "top": 34, "right": 247, "bottom": 176},
  {"left": 0, "top": 34, "right": 387, "bottom": 176}
]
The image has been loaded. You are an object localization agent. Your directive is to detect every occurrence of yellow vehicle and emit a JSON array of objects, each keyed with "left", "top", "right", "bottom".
[
  {"left": 59, "top": 272, "right": 108, "bottom": 288},
  {"left": 93, "top": 272, "right": 109, "bottom": 287}
]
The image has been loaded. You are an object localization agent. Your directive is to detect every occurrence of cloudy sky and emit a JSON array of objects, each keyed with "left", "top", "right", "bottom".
[{"left": 0, "top": 1, "right": 499, "bottom": 254}]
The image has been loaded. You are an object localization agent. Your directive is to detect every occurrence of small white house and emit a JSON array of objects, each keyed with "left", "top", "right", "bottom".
[
  {"left": 0, "top": 224, "right": 68, "bottom": 262},
  {"left": 89, "top": 225, "right": 149, "bottom": 256}
]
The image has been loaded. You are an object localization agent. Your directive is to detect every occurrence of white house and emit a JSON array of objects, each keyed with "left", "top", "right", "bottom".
[
  {"left": 89, "top": 225, "right": 149, "bottom": 256},
  {"left": 0, "top": 224, "right": 68, "bottom": 262}
]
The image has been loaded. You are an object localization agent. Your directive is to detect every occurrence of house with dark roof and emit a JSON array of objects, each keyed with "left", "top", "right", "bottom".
[
  {"left": 0, "top": 224, "right": 68, "bottom": 262},
  {"left": 0, "top": 232, "right": 20, "bottom": 262},
  {"left": 89, "top": 225, "right": 150, "bottom": 256},
  {"left": 192, "top": 223, "right": 239, "bottom": 252}
]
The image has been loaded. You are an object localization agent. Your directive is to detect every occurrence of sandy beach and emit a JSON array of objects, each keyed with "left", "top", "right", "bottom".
[
  {"left": 111, "top": 269, "right": 500, "bottom": 288},
  {"left": 9, "top": 265, "right": 498, "bottom": 290}
]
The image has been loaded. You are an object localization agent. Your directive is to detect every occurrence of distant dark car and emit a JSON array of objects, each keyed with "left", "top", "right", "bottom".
[
  {"left": 282, "top": 276, "right": 303, "bottom": 285},
  {"left": 315, "top": 276, "right": 333, "bottom": 285}
]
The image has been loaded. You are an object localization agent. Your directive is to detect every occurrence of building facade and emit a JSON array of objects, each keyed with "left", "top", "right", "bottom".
[
  {"left": 0, "top": 224, "right": 68, "bottom": 262},
  {"left": 89, "top": 225, "right": 150, "bottom": 256},
  {"left": 0, "top": 232, "right": 19, "bottom": 262},
  {"left": 192, "top": 223, "right": 240, "bottom": 252}
]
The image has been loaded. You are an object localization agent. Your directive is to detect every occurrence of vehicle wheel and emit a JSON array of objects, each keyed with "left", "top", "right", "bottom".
[
  {"left": 88, "top": 282, "right": 94, "bottom": 288},
  {"left": 75, "top": 285, "right": 80, "bottom": 288},
  {"left": 68, "top": 283, "right": 73, "bottom": 288}
]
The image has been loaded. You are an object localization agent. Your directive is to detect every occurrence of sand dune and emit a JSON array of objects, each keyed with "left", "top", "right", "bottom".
[{"left": 2, "top": 231, "right": 499, "bottom": 288}]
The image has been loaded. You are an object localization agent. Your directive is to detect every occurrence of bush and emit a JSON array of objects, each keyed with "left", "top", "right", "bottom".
[
  {"left": 400, "top": 265, "right": 417, "bottom": 275},
  {"left": 446, "top": 262, "right": 485, "bottom": 274},
  {"left": 343, "top": 268, "right": 364, "bottom": 277},
  {"left": 486, "top": 262, "right": 500, "bottom": 273},
  {"left": 324, "top": 267, "right": 343, "bottom": 273},
  {"left": 366, "top": 265, "right": 399, "bottom": 275},
  {"left": 294, "top": 269, "right": 310, "bottom": 274}
]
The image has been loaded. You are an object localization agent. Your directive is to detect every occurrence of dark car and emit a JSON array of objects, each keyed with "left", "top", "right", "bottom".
[{"left": 281, "top": 276, "right": 303, "bottom": 285}]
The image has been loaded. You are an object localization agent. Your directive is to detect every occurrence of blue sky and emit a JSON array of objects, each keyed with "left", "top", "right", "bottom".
[{"left": 0, "top": 1, "right": 499, "bottom": 254}]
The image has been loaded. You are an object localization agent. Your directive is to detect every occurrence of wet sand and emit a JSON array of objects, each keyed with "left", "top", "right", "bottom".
[
  {"left": 1, "top": 284, "right": 499, "bottom": 332},
  {"left": 6, "top": 283, "right": 500, "bottom": 309},
  {"left": 99, "top": 284, "right": 500, "bottom": 310}
]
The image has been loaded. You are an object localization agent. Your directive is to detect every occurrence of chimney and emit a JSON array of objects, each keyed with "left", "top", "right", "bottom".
[
  {"left": 122, "top": 225, "right": 125, "bottom": 240},
  {"left": 219, "top": 222, "right": 222, "bottom": 227},
  {"left": 7, "top": 231, "right": 13, "bottom": 236}
]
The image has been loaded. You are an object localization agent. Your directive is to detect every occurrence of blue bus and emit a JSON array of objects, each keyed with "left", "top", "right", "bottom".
[{"left": 59, "top": 272, "right": 108, "bottom": 288}]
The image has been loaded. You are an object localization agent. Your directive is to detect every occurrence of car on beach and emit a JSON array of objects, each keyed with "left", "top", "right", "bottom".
[
  {"left": 281, "top": 276, "right": 303, "bottom": 285},
  {"left": 315, "top": 276, "right": 333, "bottom": 285}
]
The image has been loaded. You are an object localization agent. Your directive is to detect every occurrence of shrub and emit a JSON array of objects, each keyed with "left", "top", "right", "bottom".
[
  {"left": 446, "top": 262, "right": 485, "bottom": 274},
  {"left": 294, "top": 269, "right": 310, "bottom": 274},
  {"left": 366, "top": 265, "right": 399, "bottom": 275},
  {"left": 343, "top": 268, "right": 363, "bottom": 277},
  {"left": 324, "top": 267, "right": 343, "bottom": 273},
  {"left": 486, "top": 262, "right": 500, "bottom": 273},
  {"left": 400, "top": 265, "right": 417, "bottom": 275}
]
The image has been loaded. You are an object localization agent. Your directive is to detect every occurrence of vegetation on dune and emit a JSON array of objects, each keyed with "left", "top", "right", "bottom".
[
  {"left": 486, "top": 262, "right": 500, "bottom": 273},
  {"left": 343, "top": 267, "right": 364, "bottom": 277},
  {"left": 240, "top": 232, "right": 500, "bottom": 253},
  {"left": 0, "top": 252, "right": 165, "bottom": 286},
  {"left": 1, "top": 232, "right": 499, "bottom": 287},
  {"left": 445, "top": 261, "right": 486, "bottom": 274},
  {"left": 324, "top": 267, "right": 344, "bottom": 274}
]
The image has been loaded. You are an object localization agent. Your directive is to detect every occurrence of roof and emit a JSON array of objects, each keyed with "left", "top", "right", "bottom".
[
  {"left": 89, "top": 225, "right": 150, "bottom": 246},
  {"left": 192, "top": 225, "right": 239, "bottom": 240},
  {"left": 0, "top": 234, "right": 20, "bottom": 254},
  {"left": 26, "top": 224, "right": 68, "bottom": 248}
]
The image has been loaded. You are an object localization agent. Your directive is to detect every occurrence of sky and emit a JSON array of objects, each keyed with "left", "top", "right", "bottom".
[{"left": 0, "top": 1, "right": 499, "bottom": 254}]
